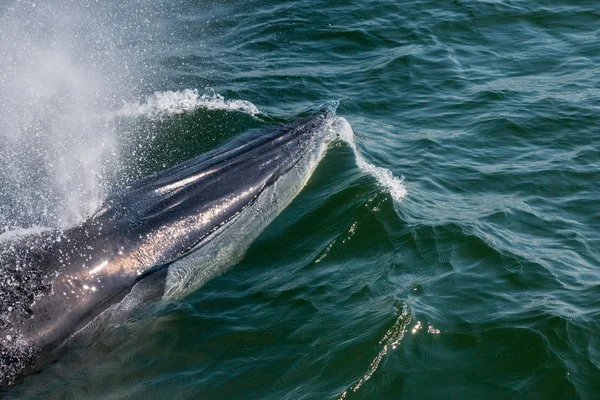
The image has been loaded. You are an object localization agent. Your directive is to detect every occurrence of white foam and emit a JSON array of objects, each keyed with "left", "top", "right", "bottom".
[
  {"left": 115, "top": 89, "right": 262, "bottom": 119},
  {"left": 335, "top": 117, "right": 407, "bottom": 202}
]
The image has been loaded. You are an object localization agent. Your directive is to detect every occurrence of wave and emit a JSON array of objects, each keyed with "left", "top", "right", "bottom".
[{"left": 335, "top": 117, "right": 407, "bottom": 202}]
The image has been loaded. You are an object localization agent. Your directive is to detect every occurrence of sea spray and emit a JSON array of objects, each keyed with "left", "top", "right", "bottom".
[
  {"left": 115, "top": 89, "right": 262, "bottom": 119},
  {"left": 0, "top": 0, "right": 138, "bottom": 228}
]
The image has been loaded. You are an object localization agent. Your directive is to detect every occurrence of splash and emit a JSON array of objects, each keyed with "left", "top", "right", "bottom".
[
  {"left": 334, "top": 117, "right": 407, "bottom": 202},
  {"left": 115, "top": 89, "right": 262, "bottom": 119}
]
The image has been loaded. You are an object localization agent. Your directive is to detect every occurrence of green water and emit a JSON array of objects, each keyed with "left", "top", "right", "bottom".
[{"left": 3, "top": 0, "right": 600, "bottom": 398}]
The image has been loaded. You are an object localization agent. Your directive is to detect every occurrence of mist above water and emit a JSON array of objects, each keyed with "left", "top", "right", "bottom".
[{"left": 0, "top": 0, "right": 149, "bottom": 229}]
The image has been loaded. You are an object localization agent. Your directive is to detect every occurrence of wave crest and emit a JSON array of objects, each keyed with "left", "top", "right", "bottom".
[{"left": 335, "top": 117, "right": 407, "bottom": 202}]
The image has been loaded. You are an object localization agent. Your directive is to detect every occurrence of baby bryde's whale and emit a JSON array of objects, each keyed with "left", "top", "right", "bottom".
[{"left": 0, "top": 104, "right": 340, "bottom": 386}]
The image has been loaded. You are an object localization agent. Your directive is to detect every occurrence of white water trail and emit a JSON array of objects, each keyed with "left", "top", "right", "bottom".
[
  {"left": 115, "top": 89, "right": 262, "bottom": 119},
  {"left": 334, "top": 117, "right": 407, "bottom": 202}
]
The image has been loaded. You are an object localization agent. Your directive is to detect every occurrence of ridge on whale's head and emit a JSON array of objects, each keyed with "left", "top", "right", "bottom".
[{"left": 0, "top": 102, "right": 339, "bottom": 387}]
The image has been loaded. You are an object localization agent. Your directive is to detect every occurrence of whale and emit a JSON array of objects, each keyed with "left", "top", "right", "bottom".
[{"left": 0, "top": 103, "right": 340, "bottom": 386}]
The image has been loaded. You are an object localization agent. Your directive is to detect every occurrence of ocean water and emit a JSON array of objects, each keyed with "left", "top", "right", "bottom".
[{"left": 1, "top": 0, "right": 599, "bottom": 398}]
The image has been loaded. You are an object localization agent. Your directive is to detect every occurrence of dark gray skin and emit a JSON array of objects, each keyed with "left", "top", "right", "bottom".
[{"left": 0, "top": 104, "right": 338, "bottom": 386}]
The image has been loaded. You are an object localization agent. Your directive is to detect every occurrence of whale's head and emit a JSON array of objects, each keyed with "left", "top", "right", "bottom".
[{"left": 92, "top": 102, "right": 341, "bottom": 269}]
